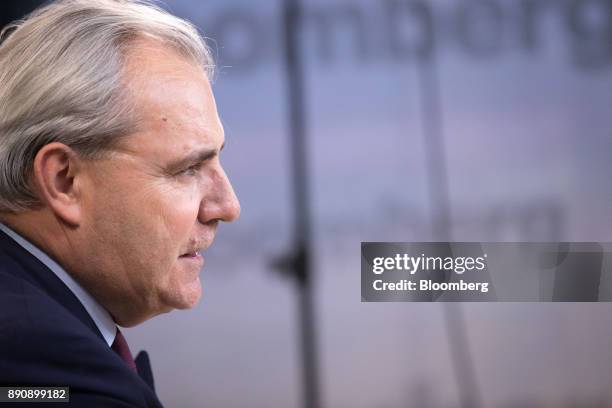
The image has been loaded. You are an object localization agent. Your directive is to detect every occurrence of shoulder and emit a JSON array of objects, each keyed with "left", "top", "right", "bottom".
[
  {"left": 0, "top": 259, "right": 156, "bottom": 407},
  {"left": 0, "top": 255, "right": 89, "bottom": 338}
]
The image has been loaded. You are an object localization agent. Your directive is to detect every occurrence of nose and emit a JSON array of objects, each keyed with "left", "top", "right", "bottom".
[{"left": 198, "top": 164, "right": 240, "bottom": 224}]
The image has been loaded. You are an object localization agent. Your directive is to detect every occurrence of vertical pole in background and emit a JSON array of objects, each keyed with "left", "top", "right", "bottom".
[
  {"left": 276, "top": 1, "right": 322, "bottom": 408},
  {"left": 417, "top": 51, "right": 483, "bottom": 408}
]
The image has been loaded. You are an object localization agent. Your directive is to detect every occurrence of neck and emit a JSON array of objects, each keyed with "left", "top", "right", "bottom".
[{"left": 1, "top": 209, "right": 75, "bottom": 264}]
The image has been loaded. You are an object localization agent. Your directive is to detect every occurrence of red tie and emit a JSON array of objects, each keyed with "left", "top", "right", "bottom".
[{"left": 111, "top": 329, "right": 137, "bottom": 372}]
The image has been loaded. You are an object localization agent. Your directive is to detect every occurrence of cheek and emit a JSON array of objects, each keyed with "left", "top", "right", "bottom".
[
  {"left": 88, "top": 173, "right": 202, "bottom": 259},
  {"left": 133, "top": 185, "right": 202, "bottom": 265},
  {"left": 156, "top": 186, "right": 202, "bottom": 235}
]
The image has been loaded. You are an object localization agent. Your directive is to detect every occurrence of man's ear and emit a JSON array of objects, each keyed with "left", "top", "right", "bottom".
[{"left": 32, "top": 142, "right": 83, "bottom": 226}]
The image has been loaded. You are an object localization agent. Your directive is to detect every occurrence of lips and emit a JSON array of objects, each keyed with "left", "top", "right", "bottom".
[
  {"left": 179, "top": 242, "right": 208, "bottom": 266},
  {"left": 179, "top": 252, "right": 202, "bottom": 262},
  {"left": 179, "top": 246, "right": 206, "bottom": 258},
  {"left": 179, "top": 251, "right": 204, "bottom": 268}
]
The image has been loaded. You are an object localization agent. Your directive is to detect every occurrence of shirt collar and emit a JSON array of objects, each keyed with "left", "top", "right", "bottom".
[{"left": 0, "top": 223, "right": 117, "bottom": 346}]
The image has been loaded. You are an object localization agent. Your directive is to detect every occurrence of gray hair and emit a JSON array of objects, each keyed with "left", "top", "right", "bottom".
[{"left": 0, "top": 0, "right": 214, "bottom": 212}]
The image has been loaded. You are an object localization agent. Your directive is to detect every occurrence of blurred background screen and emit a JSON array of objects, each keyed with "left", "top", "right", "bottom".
[{"left": 3, "top": 0, "right": 612, "bottom": 407}]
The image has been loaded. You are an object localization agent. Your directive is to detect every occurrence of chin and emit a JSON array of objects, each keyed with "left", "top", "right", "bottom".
[{"left": 168, "top": 279, "right": 203, "bottom": 310}]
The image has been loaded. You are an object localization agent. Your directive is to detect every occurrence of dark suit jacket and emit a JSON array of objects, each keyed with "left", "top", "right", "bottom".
[{"left": 0, "top": 229, "right": 164, "bottom": 407}]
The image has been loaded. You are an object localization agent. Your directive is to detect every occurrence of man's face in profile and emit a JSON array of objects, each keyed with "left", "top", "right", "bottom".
[{"left": 75, "top": 39, "right": 240, "bottom": 326}]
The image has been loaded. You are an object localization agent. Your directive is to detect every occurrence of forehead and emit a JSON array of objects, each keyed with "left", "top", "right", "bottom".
[{"left": 118, "top": 39, "right": 223, "bottom": 158}]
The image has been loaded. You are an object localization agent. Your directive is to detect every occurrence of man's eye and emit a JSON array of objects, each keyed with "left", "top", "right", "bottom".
[{"left": 181, "top": 163, "right": 203, "bottom": 176}]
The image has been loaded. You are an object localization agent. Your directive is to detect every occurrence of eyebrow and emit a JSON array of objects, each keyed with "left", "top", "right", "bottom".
[{"left": 164, "top": 142, "right": 225, "bottom": 175}]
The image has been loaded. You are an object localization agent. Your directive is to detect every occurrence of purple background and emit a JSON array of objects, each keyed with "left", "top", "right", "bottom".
[{"left": 109, "top": 0, "right": 612, "bottom": 406}]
